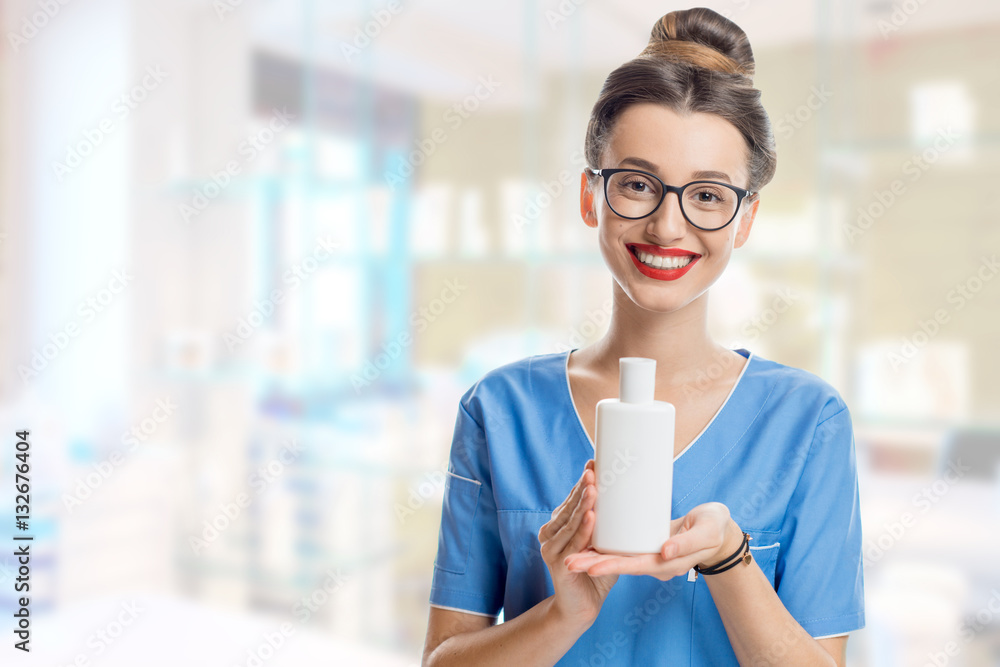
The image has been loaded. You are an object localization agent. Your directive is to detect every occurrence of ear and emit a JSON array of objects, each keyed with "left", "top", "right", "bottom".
[
  {"left": 733, "top": 195, "right": 759, "bottom": 249},
  {"left": 580, "top": 171, "right": 598, "bottom": 228}
]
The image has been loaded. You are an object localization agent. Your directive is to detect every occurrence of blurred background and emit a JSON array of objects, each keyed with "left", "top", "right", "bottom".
[{"left": 1, "top": 0, "right": 998, "bottom": 665}]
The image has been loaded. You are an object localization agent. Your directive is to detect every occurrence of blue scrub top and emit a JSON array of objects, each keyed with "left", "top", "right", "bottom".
[{"left": 429, "top": 348, "right": 865, "bottom": 665}]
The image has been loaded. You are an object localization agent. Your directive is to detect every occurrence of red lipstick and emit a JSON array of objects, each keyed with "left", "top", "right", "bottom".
[{"left": 627, "top": 243, "right": 700, "bottom": 281}]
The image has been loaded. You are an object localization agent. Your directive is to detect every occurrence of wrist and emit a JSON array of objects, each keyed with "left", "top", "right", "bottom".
[
  {"left": 545, "top": 595, "right": 597, "bottom": 635},
  {"left": 697, "top": 518, "right": 744, "bottom": 570}
]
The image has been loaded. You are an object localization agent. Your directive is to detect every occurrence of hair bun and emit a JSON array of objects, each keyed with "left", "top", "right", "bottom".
[{"left": 641, "top": 7, "right": 755, "bottom": 82}]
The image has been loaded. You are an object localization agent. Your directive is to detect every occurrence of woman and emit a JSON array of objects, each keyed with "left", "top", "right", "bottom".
[{"left": 421, "top": 7, "right": 864, "bottom": 666}]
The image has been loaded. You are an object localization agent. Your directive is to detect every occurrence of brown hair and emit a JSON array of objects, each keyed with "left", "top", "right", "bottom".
[{"left": 584, "top": 7, "right": 776, "bottom": 194}]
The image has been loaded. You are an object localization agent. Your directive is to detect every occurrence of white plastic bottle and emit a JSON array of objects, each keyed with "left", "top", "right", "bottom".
[{"left": 592, "top": 357, "right": 675, "bottom": 554}]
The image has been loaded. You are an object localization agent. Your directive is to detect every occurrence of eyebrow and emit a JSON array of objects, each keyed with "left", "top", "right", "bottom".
[{"left": 618, "top": 156, "right": 733, "bottom": 184}]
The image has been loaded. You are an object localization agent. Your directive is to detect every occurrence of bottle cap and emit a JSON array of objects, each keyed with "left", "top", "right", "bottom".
[{"left": 619, "top": 357, "right": 656, "bottom": 404}]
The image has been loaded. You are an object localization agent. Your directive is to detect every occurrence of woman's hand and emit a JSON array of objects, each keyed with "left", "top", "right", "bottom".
[
  {"left": 538, "top": 459, "right": 619, "bottom": 627},
  {"left": 564, "top": 501, "right": 744, "bottom": 581}
]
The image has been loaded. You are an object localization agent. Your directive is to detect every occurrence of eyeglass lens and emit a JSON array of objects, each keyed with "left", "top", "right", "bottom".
[{"left": 605, "top": 170, "right": 739, "bottom": 229}]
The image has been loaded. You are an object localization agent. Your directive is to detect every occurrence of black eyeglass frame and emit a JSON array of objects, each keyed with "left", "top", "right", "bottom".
[{"left": 585, "top": 167, "right": 757, "bottom": 231}]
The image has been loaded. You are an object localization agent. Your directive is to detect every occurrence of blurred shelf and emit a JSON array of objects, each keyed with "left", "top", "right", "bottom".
[
  {"left": 159, "top": 173, "right": 372, "bottom": 202},
  {"left": 175, "top": 544, "right": 404, "bottom": 586},
  {"left": 409, "top": 251, "right": 864, "bottom": 266},
  {"left": 824, "top": 132, "right": 1000, "bottom": 154},
  {"left": 737, "top": 251, "right": 863, "bottom": 268},
  {"left": 411, "top": 253, "right": 602, "bottom": 264},
  {"left": 856, "top": 416, "right": 1000, "bottom": 432}
]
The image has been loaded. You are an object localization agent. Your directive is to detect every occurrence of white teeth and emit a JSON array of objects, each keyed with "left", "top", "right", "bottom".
[{"left": 636, "top": 250, "right": 694, "bottom": 270}]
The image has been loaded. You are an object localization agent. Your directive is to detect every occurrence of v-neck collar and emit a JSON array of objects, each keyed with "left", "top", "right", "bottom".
[{"left": 562, "top": 348, "right": 755, "bottom": 463}]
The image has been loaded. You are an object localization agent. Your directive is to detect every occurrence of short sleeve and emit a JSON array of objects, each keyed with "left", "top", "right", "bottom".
[
  {"left": 429, "top": 398, "right": 506, "bottom": 617},
  {"left": 775, "top": 402, "right": 866, "bottom": 637}
]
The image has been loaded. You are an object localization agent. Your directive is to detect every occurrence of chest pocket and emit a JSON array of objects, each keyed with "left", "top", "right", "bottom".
[
  {"left": 689, "top": 528, "right": 782, "bottom": 664},
  {"left": 746, "top": 529, "right": 781, "bottom": 588}
]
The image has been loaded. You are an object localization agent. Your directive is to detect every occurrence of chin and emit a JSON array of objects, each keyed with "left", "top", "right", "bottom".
[{"left": 618, "top": 280, "right": 701, "bottom": 314}]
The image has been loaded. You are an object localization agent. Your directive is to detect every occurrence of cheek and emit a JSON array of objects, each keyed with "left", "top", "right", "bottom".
[{"left": 710, "top": 230, "right": 737, "bottom": 253}]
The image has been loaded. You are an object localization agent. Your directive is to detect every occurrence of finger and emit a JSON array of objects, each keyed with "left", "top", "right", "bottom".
[
  {"left": 584, "top": 553, "right": 664, "bottom": 577},
  {"left": 565, "top": 549, "right": 619, "bottom": 571},
  {"left": 563, "top": 546, "right": 600, "bottom": 565},
  {"left": 540, "top": 471, "right": 589, "bottom": 541},
  {"left": 549, "top": 467, "right": 592, "bottom": 520},
  {"left": 549, "top": 483, "right": 594, "bottom": 556},
  {"left": 563, "top": 495, "right": 597, "bottom": 556},
  {"left": 541, "top": 479, "right": 586, "bottom": 547},
  {"left": 566, "top": 545, "right": 643, "bottom": 569},
  {"left": 660, "top": 519, "right": 724, "bottom": 560},
  {"left": 589, "top": 552, "right": 699, "bottom": 579}
]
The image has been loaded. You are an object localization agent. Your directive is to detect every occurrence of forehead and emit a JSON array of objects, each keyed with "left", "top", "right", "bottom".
[{"left": 604, "top": 103, "right": 749, "bottom": 185}]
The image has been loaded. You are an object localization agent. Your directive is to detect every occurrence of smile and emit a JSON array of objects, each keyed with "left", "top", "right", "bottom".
[{"left": 627, "top": 244, "right": 700, "bottom": 281}]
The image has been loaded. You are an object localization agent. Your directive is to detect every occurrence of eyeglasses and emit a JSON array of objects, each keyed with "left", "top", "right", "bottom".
[{"left": 586, "top": 167, "right": 756, "bottom": 231}]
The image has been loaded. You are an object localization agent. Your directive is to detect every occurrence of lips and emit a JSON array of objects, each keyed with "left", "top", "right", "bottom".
[{"left": 626, "top": 243, "right": 700, "bottom": 281}]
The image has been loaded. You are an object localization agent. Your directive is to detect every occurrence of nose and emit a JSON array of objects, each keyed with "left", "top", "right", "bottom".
[{"left": 644, "top": 191, "right": 689, "bottom": 242}]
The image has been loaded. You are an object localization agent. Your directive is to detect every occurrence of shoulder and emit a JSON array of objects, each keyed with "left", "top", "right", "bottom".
[
  {"left": 458, "top": 350, "right": 568, "bottom": 423},
  {"left": 748, "top": 350, "right": 850, "bottom": 426}
]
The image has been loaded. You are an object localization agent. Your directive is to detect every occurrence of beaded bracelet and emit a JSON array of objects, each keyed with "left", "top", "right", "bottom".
[{"left": 693, "top": 532, "right": 752, "bottom": 576}]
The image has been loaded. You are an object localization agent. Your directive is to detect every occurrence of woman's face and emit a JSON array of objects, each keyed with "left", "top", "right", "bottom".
[{"left": 580, "top": 102, "right": 760, "bottom": 314}]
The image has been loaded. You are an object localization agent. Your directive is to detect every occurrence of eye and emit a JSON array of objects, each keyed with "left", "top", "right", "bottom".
[
  {"left": 687, "top": 185, "right": 730, "bottom": 206},
  {"left": 611, "top": 172, "right": 660, "bottom": 199},
  {"left": 621, "top": 177, "right": 651, "bottom": 193}
]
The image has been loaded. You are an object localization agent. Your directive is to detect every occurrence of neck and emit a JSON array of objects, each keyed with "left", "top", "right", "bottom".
[{"left": 587, "top": 281, "right": 737, "bottom": 388}]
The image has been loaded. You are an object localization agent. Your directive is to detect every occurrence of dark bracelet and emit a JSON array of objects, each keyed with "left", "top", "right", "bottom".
[{"left": 693, "top": 532, "right": 752, "bottom": 576}]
